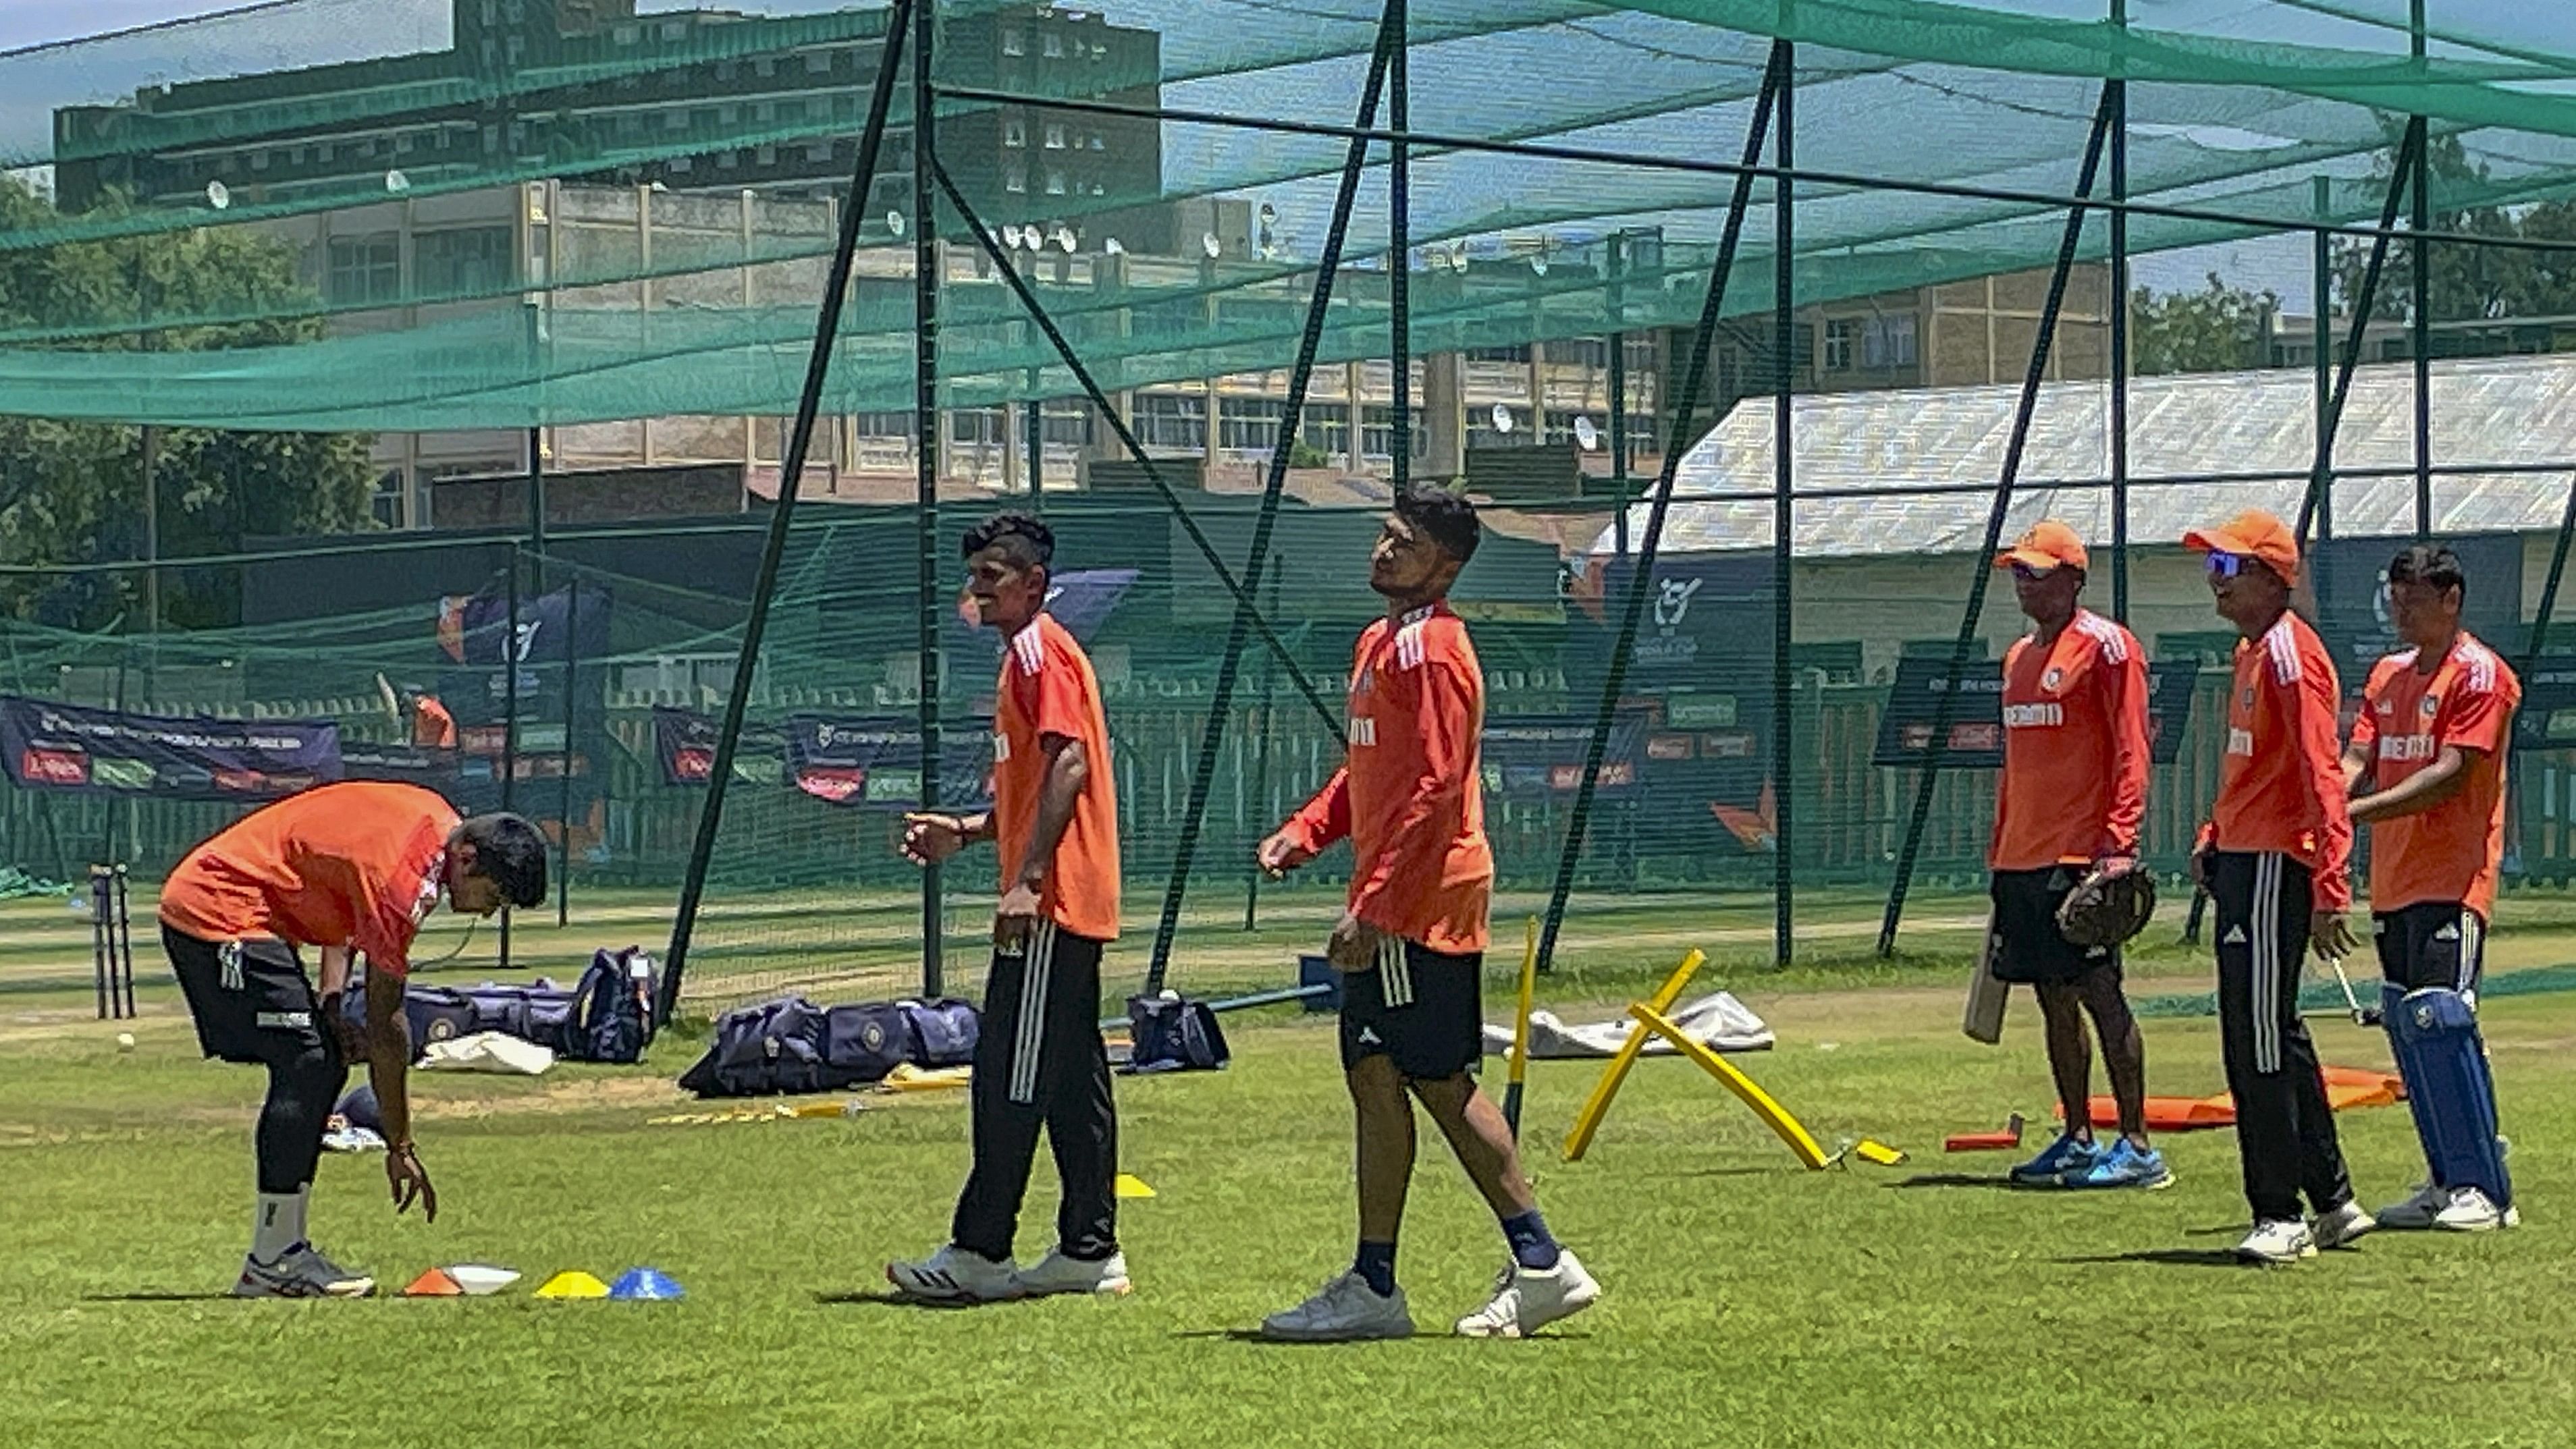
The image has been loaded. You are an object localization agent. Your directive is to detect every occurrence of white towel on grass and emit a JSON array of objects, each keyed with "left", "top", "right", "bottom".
[{"left": 1482, "top": 990, "right": 1774, "bottom": 1058}]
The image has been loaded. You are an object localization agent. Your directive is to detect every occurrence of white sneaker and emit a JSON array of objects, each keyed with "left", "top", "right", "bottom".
[
  {"left": 2434, "top": 1186, "right": 2506, "bottom": 1233},
  {"left": 2313, "top": 1201, "right": 2377, "bottom": 1250},
  {"left": 886, "top": 1245, "right": 1022, "bottom": 1304},
  {"left": 2375, "top": 1180, "right": 2446, "bottom": 1230},
  {"left": 233, "top": 1242, "right": 375, "bottom": 1298},
  {"left": 1455, "top": 1250, "right": 1601, "bottom": 1339},
  {"left": 1013, "top": 1249, "right": 1132, "bottom": 1298},
  {"left": 1259, "top": 1272, "right": 1413, "bottom": 1342},
  {"left": 2235, "top": 1218, "right": 2315, "bottom": 1264}
]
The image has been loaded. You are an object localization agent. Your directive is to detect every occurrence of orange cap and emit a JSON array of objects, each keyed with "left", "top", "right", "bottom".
[
  {"left": 1994, "top": 519, "right": 2089, "bottom": 574},
  {"left": 2182, "top": 508, "right": 2300, "bottom": 585}
]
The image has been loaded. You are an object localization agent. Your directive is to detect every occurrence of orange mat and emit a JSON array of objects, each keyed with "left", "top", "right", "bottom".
[{"left": 2052, "top": 1067, "right": 2404, "bottom": 1132}]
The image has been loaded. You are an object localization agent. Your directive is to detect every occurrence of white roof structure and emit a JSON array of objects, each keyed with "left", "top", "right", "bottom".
[{"left": 1589, "top": 354, "right": 2576, "bottom": 559}]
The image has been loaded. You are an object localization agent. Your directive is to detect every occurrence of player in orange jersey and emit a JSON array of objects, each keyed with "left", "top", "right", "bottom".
[
  {"left": 2343, "top": 543, "right": 2521, "bottom": 1232},
  {"left": 889, "top": 513, "right": 1131, "bottom": 1304},
  {"left": 2183, "top": 510, "right": 2373, "bottom": 1263},
  {"left": 1985, "top": 522, "right": 2166, "bottom": 1190},
  {"left": 1254, "top": 485, "right": 1598, "bottom": 1342},
  {"left": 159, "top": 783, "right": 546, "bottom": 1297}
]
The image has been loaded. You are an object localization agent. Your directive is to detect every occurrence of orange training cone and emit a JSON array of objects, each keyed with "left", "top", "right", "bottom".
[{"left": 402, "top": 1267, "right": 465, "bottom": 1297}]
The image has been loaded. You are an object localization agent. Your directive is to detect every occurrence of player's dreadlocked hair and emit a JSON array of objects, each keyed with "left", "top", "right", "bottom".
[{"left": 961, "top": 512, "right": 1055, "bottom": 569}]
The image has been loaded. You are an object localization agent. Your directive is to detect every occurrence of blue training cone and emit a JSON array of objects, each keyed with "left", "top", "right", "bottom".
[{"left": 608, "top": 1267, "right": 684, "bottom": 1301}]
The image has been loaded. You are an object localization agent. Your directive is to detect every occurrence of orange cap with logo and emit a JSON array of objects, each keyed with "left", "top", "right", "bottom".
[
  {"left": 1994, "top": 519, "right": 2089, "bottom": 574},
  {"left": 2182, "top": 508, "right": 2300, "bottom": 586}
]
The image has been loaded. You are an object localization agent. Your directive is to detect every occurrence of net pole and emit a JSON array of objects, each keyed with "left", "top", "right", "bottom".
[
  {"left": 658, "top": 0, "right": 915, "bottom": 1020},
  {"left": 1243, "top": 555, "right": 1283, "bottom": 933},
  {"left": 1142, "top": 0, "right": 1405, "bottom": 998},
  {"left": 558, "top": 573, "right": 578, "bottom": 930},
  {"left": 2108, "top": 0, "right": 2130, "bottom": 624},
  {"left": 1025, "top": 369, "right": 1045, "bottom": 512},
  {"left": 1876, "top": 83, "right": 2116, "bottom": 959},
  {"left": 913, "top": 0, "right": 945, "bottom": 1000},
  {"left": 926, "top": 167, "right": 1347, "bottom": 740},
  {"left": 1533, "top": 43, "right": 1786, "bottom": 977},
  {"left": 2524, "top": 472, "right": 2576, "bottom": 674},
  {"left": 1771, "top": 44, "right": 1795, "bottom": 968},
  {"left": 2297, "top": 122, "right": 2421, "bottom": 549},
  {"left": 502, "top": 543, "right": 518, "bottom": 973},
  {"left": 2411, "top": 0, "right": 2432, "bottom": 540},
  {"left": 1389, "top": 0, "right": 1408, "bottom": 497},
  {"left": 2314, "top": 177, "right": 2334, "bottom": 546},
  {"left": 1609, "top": 234, "right": 1628, "bottom": 558}
]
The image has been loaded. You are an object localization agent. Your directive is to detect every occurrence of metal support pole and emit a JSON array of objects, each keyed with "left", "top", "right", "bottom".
[
  {"left": 1143, "top": 1, "right": 1405, "bottom": 997},
  {"left": 1534, "top": 43, "right": 1787, "bottom": 977},
  {"left": 501, "top": 544, "right": 519, "bottom": 973},
  {"left": 930, "top": 167, "right": 1345, "bottom": 740},
  {"left": 2108, "top": 0, "right": 2130, "bottom": 622},
  {"left": 1772, "top": 44, "right": 1795, "bottom": 968},
  {"left": 558, "top": 574, "right": 579, "bottom": 930},
  {"left": 1242, "top": 557, "right": 1284, "bottom": 932},
  {"left": 913, "top": 0, "right": 945, "bottom": 999},
  {"left": 2527, "top": 479, "right": 2576, "bottom": 672},
  {"left": 2297, "top": 121, "right": 2423, "bottom": 549},
  {"left": 1389, "top": 0, "right": 1409, "bottom": 495},
  {"left": 1609, "top": 236, "right": 1628, "bottom": 555},
  {"left": 2314, "top": 177, "right": 2334, "bottom": 545},
  {"left": 2411, "top": 0, "right": 2433, "bottom": 538},
  {"left": 1877, "top": 83, "right": 2117, "bottom": 958},
  {"left": 660, "top": 0, "right": 915, "bottom": 1020},
  {"left": 1025, "top": 369, "right": 1046, "bottom": 510}
]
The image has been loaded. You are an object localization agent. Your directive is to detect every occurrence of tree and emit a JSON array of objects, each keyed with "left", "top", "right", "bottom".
[
  {"left": 2330, "top": 130, "right": 2576, "bottom": 329},
  {"left": 0, "top": 175, "right": 379, "bottom": 630},
  {"left": 2128, "top": 273, "right": 2278, "bottom": 377}
]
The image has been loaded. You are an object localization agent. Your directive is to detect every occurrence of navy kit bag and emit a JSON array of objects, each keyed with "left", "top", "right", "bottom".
[
  {"left": 563, "top": 948, "right": 658, "bottom": 1064},
  {"left": 899, "top": 997, "right": 980, "bottom": 1068},
  {"left": 677, "top": 996, "right": 831, "bottom": 1097},
  {"left": 1123, "top": 994, "right": 1230, "bottom": 1075}
]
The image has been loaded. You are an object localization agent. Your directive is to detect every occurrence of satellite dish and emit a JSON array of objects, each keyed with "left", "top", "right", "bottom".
[
  {"left": 1002, "top": 224, "right": 1025, "bottom": 249},
  {"left": 1449, "top": 245, "right": 1471, "bottom": 274},
  {"left": 205, "top": 180, "right": 231, "bottom": 211},
  {"left": 1490, "top": 403, "right": 1515, "bottom": 434},
  {"left": 1103, "top": 236, "right": 1126, "bottom": 256},
  {"left": 1201, "top": 231, "right": 1222, "bottom": 260},
  {"left": 1574, "top": 415, "right": 1601, "bottom": 451},
  {"left": 886, "top": 210, "right": 905, "bottom": 236},
  {"left": 1055, "top": 228, "right": 1077, "bottom": 254},
  {"left": 1022, "top": 226, "right": 1046, "bottom": 253},
  {"left": 1258, "top": 202, "right": 1277, "bottom": 223},
  {"left": 385, "top": 169, "right": 410, "bottom": 194},
  {"left": 1530, "top": 252, "right": 1549, "bottom": 277}
]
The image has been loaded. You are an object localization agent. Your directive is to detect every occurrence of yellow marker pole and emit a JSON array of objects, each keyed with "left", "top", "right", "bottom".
[
  {"left": 1501, "top": 916, "right": 1540, "bottom": 1139},
  {"left": 1633, "top": 1003, "right": 1831, "bottom": 1169},
  {"left": 1561, "top": 948, "right": 1707, "bottom": 1161}
]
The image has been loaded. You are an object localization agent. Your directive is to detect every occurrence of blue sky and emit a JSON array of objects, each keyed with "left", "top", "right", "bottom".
[{"left": 0, "top": 1, "right": 242, "bottom": 52}]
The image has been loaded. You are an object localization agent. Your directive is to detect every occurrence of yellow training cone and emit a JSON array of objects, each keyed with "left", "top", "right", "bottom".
[
  {"left": 1114, "top": 1174, "right": 1156, "bottom": 1199},
  {"left": 534, "top": 1270, "right": 610, "bottom": 1300}
]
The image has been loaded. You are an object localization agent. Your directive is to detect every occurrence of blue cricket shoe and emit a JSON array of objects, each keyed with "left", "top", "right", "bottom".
[
  {"left": 2062, "top": 1137, "right": 2174, "bottom": 1190},
  {"left": 2008, "top": 1132, "right": 2103, "bottom": 1185}
]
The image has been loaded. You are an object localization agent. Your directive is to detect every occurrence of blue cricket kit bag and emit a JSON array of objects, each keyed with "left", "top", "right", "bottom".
[{"left": 2384, "top": 984, "right": 2512, "bottom": 1209}]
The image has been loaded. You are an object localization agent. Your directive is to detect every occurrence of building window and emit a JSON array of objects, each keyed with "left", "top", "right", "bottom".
[
  {"left": 414, "top": 226, "right": 511, "bottom": 294},
  {"left": 1862, "top": 313, "right": 1918, "bottom": 368},
  {"left": 1004, "top": 117, "right": 1026, "bottom": 147},
  {"left": 1044, "top": 169, "right": 1067, "bottom": 196},
  {"left": 855, "top": 410, "right": 915, "bottom": 439},
  {"left": 662, "top": 20, "right": 687, "bottom": 40},
  {"left": 716, "top": 59, "right": 734, "bottom": 81},
  {"left": 504, "top": 35, "right": 525, "bottom": 67},
  {"left": 1218, "top": 398, "right": 1285, "bottom": 453},
  {"left": 1468, "top": 405, "right": 1526, "bottom": 450},
  {"left": 1044, "top": 32, "right": 1064, "bottom": 58},
  {"left": 805, "top": 51, "right": 832, "bottom": 74},
  {"left": 250, "top": 150, "right": 271, "bottom": 172},
  {"left": 1362, "top": 405, "right": 1428, "bottom": 460},
  {"left": 755, "top": 57, "right": 775, "bottom": 78},
  {"left": 1134, "top": 393, "right": 1206, "bottom": 451},
  {"left": 613, "top": 24, "right": 638, "bottom": 44},
  {"left": 719, "top": 103, "right": 739, "bottom": 125},
  {"left": 326, "top": 233, "right": 402, "bottom": 304},
  {"left": 807, "top": 142, "right": 834, "bottom": 163},
  {"left": 667, "top": 109, "right": 689, "bottom": 132},
  {"left": 1822, "top": 318, "right": 1856, "bottom": 372},
  {"left": 1299, "top": 406, "right": 1349, "bottom": 459},
  {"left": 370, "top": 469, "right": 406, "bottom": 528},
  {"left": 1040, "top": 405, "right": 1092, "bottom": 447},
  {"left": 1002, "top": 28, "right": 1025, "bottom": 57},
  {"left": 1044, "top": 124, "right": 1066, "bottom": 150},
  {"left": 949, "top": 408, "right": 1007, "bottom": 446},
  {"left": 1006, "top": 163, "right": 1026, "bottom": 194},
  {"left": 1466, "top": 344, "right": 1530, "bottom": 364}
]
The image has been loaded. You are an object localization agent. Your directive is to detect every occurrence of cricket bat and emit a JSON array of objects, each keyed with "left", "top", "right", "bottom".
[
  {"left": 1501, "top": 917, "right": 1540, "bottom": 1139},
  {"left": 1962, "top": 912, "right": 2006, "bottom": 1045}
]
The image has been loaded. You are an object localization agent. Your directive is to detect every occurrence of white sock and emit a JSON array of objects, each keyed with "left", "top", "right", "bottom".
[{"left": 252, "top": 1191, "right": 305, "bottom": 1263}]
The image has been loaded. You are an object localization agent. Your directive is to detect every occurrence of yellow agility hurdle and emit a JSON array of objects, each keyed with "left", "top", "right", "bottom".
[{"left": 1561, "top": 948, "right": 1831, "bottom": 1170}]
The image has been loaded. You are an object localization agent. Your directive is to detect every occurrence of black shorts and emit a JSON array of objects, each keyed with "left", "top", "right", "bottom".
[
  {"left": 1988, "top": 867, "right": 2119, "bottom": 985},
  {"left": 2373, "top": 902, "right": 2488, "bottom": 994},
  {"left": 163, "top": 926, "right": 329, "bottom": 1066},
  {"left": 1339, "top": 938, "right": 1483, "bottom": 1081}
]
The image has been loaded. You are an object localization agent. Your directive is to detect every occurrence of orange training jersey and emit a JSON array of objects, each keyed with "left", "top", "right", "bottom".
[
  {"left": 157, "top": 781, "right": 460, "bottom": 977},
  {"left": 2211, "top": 612, "right": 2354, "bottom": 911},
  {"left": 1991, "top": 609, "right": 2150, "bottom": 871},
  {"left": 993, "top": 613, "right": 1121, "bottom": 941},
  {"left": 1283, "top": 603, "right": 1495, "bottom": 953},
  {"left": 2351, "top": 632, "right": 2519, "bottom": 918}
]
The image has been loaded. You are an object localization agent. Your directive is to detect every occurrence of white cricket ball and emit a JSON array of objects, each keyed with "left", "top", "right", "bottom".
[{"left": 116, "top": 1033, "right": 135, "bottom": 1053}]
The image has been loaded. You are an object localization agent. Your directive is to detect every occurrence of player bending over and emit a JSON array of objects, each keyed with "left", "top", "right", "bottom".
[
  {"left": 1256, "top": 485, "right": 1599, "bottom": 1340},
  {"left": 158, "top": 782, "right": 546, "bottom": 1297},
  {"left": 1986, "top": 522, "right": 2168, "bottom": 1190},
  {"left": 2184, "top": 511, "right": 2373, "bottom": 1263},
  {"left": 890, "top": 512, "right": 1131, "bottom": 1303},
  {"left": 2344, "top": 543, "right": 2521, "bottom": 1232}
]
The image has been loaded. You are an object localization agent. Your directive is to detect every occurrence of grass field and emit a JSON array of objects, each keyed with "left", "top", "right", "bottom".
[{"left": 8, "top": 886, "right": 2576, "bottom": 1448}]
